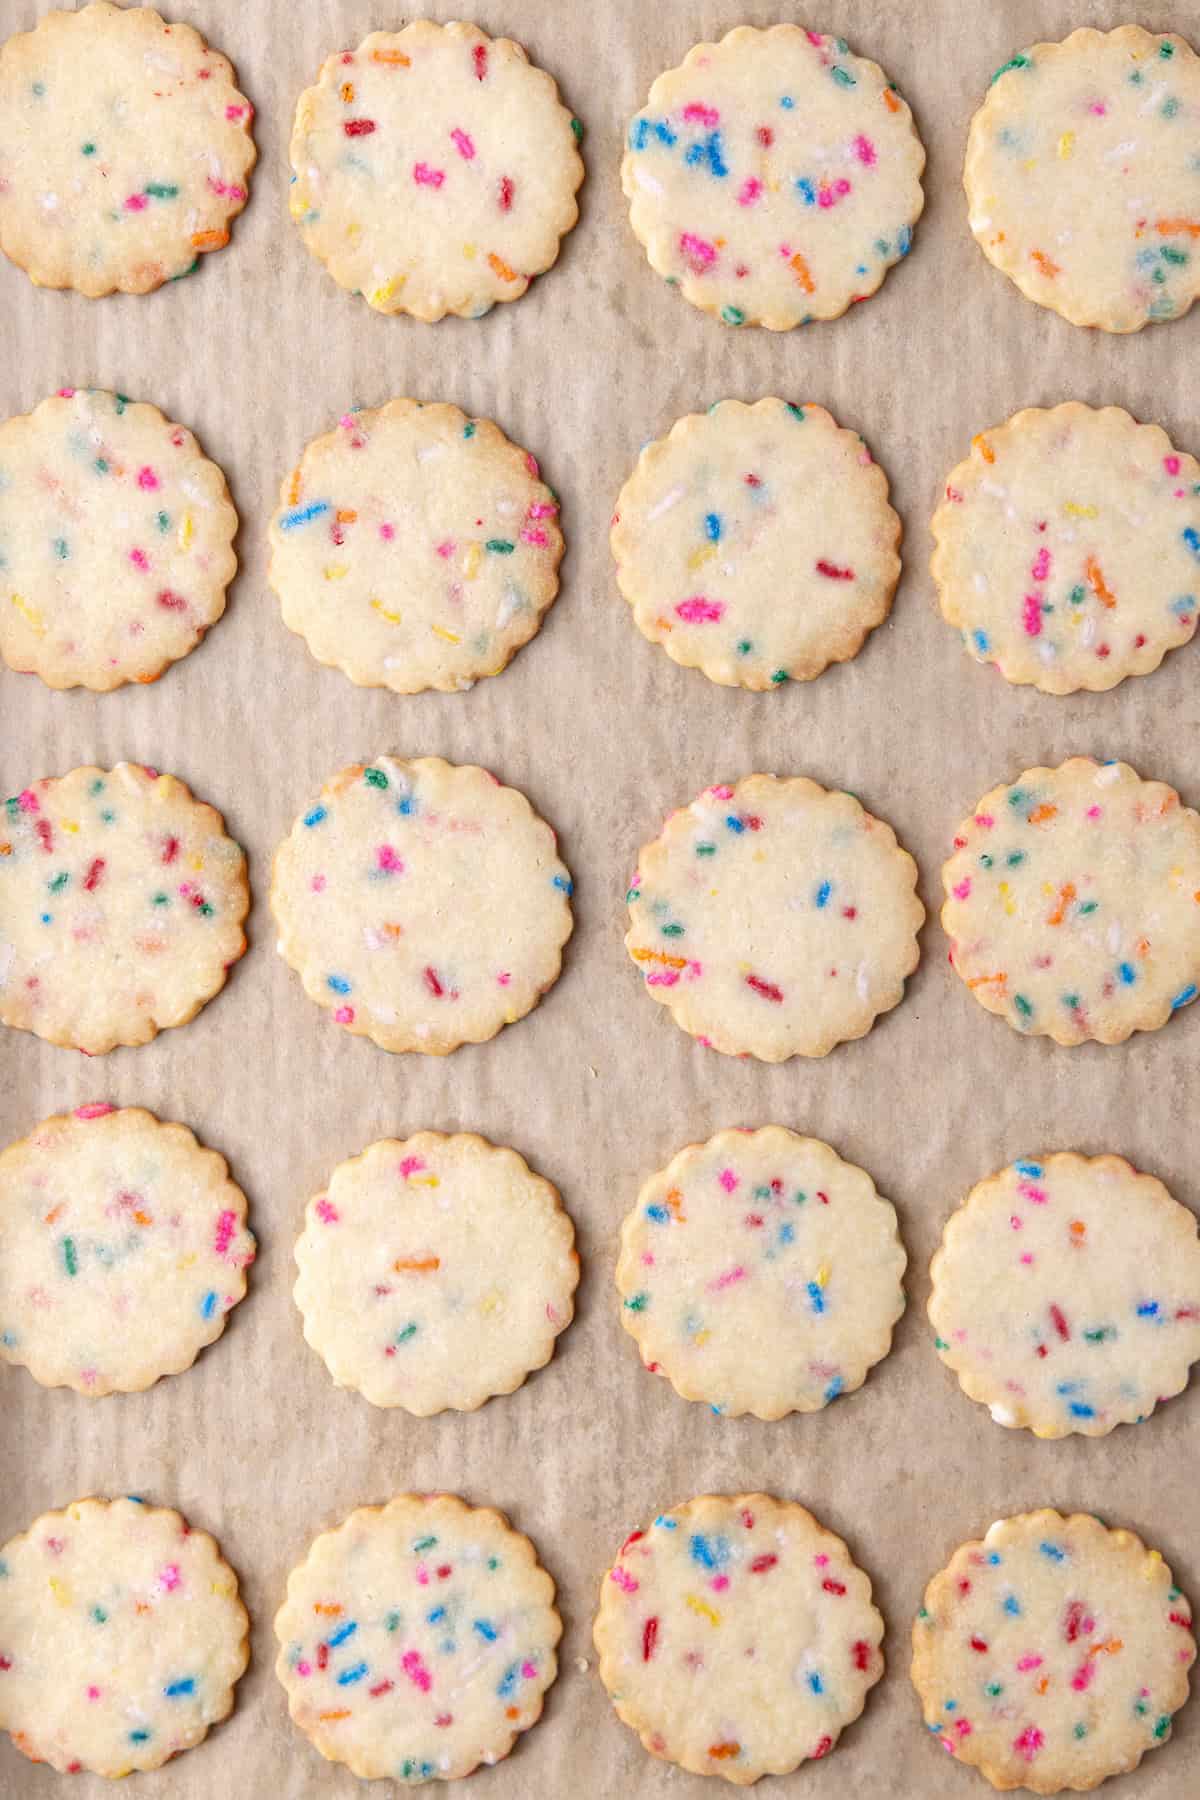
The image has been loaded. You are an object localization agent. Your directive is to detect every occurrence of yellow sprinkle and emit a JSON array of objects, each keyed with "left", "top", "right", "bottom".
[
  {"left": 431, "top": 624, "right": 461, "bottom": 645},
  {"left": 411, "top": 1173, "right": 440, "bottom": 1187},
  {"left": 10, "top": 593, "right": 45, "bottom": 634},
  {"left": 210, "top": 1580, "right": 236, "bottom": 1597},
  {"left": 1144, "top": 1550, "right": 1163, "bottom": 1580},
  {"left": 692, "top": 1329, "right": 711, "bottom": 1347},
  {"left": 1021, "top": 158, "right": 1037, "bottom": 174},
  {"left": 686, "top": 1594, "right": 721, "bottom": 1626},
  {"left": 1063, "top": 502, "right": 1097, "bottom": 519},
  {"left": 176, "top": 1252, "right": 197, "bottom": 1270},
  {"left": 1168, "top": 865, "right": 1185, "bottom": 889},
  {"left": 480, "top": 1290, "right": 504, "bottom": 1317},
  {"left": 179, "top": 512, "right": 194, "bottom": 552},
  {"left": 462, "top": 242, "right": 477, "bottom": 260},
  {"left": 815, "top": 1263, "right": 830, "bottom": 1288},
  {"left": 370, "top": 598, "right": 402, "bottom": 624},
  {"left": 998, "top": 880, "right": 1015, "bottom": 917},
  {"left": 62, "top": 819, "right": 79, "bottom": 834},
  {"left": 370, "top": 275, "right": 405, "bottom": 306},
  {"left": 346, "top": 222, "right": 362, "bottom": 243},
  {"left": 687, "top": 544, "right": 717, "bottom": 571},
  {"left": 1058, "top": 131, "right": 1075, "bottom": 159},
  {"left": 323, "top": 564, "right": 349, "bottom": 581},
  {"left": 49, "top": 1577, "right": 72, "bottom": 1606},
  {"left": 188, "top": 854, "right": 204, "bottom": 872},
  {"left": 463, "top": 543, "right": 482, "bottom": 581}
]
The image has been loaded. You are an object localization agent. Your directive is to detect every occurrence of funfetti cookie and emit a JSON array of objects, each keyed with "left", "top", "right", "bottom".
[
  {"left": 616, "top": 1128, "right": 905, "bottom": 1419},
  {"left": 912, "top": 1511, "right": 1196, "bottom": 1793},
  {"left": 0, "top": 3, "right": 255, "bottom": 297},
  {"left": 271, "top": 758, "right": 572, "bottom": 1055},
  {"left": 289, "top": 21, "right": 583, "bottom": 320},
  {"left": 275, "top": 1493, "right": 560, "bottom": 1782},
  {"left": 965, "top": 27, "right": 1200, "bottom": 332},
  {"left": 612, "top": 399, "right": 900, "bottom": 689},
  {"left": 933, "top": 404, "right": 1200, "bottom": 694},
  {"left": 269, "top": 401, "right": 561, "bottom": 694},
  {"left": 943, "top": 758, "right": 1200, "bottom": 1046},
  {"left": 594, "top": 1494, "right": 885, "bottom": 1784},
  {"left": 0, "top": 389, "right": 238, "bottom": 691},
  {"left": 623, "top": 24, "right": 925, "bottom": 329},
  {"left": 626, "top": 774, "right": 923, "bottom": 1061},
  {"left": 0, "top": 1104, "right": 254, "bottom": 1396},
  {"left": 0, "top": 764, "right": 248, "bottom": 1054},
  {"left": 295, "top": 1132, "right": 577, "bottom": 1413},
  {"left": 0, "top": 1495, "right": 248, "bottom": 1777}
]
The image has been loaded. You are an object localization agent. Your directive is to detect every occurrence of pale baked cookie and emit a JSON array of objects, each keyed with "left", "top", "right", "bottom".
[
  {"left": 0, "top": 3, "right": 255, "bottom": 297},
  {"left": 269, "top": 400, "right": 561, "bottom": 694},
  {"left": 0, "top": 1495, "right": 248, "bottom": 1776},
  {"left": 0, "top": 388, "right": 238, "bottom": 691},
  {"left": 295, "top": 1132, "right": 577, "bottom": 1413},
  {"left": 616, "top": 1128, "right": 905, "bottom": 1418},
  {"left": 289, "top": 21, "right": 583, "bottom": 320},
  {"left": 623, "top": 24, "right": 925, "bottom": 329},
  {"left": 271, "top": 757, "right": 572, "bottom": 1055},
  {"left": 912, "top": 1511, "right": 1196, "bottom": 1792},
  {"left": 594, "top": 1493, "right": 884, "bottom": 1783},
  {"left": 943, "top": 759, "right": 1200, "bottom": 1045},
  {"left": 0, "top": 763, "right": 248, "bottom": 1054},
  {"left": 626, "top": 774, "right": 923, "bottom": 1061},
  {"left": 965, "top": 28, "right": 1200, "bottom": 332},
  {"left": 0, "top": 1103, "right": 254, "bottom": 1396},
  {"left": 612, "top": 399, "right": 900, "bottom": 688},
  {"left": 930, "top": 1153, "right": 1200, "bottom": 1439},
  {"left": 275, "top": 1493, "right": 560, "bottom": 1782},
  {"left": 933, "top": 404, "right": 1200, "bottom": 694}
]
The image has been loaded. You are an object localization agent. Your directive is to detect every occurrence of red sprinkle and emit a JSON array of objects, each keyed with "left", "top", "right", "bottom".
[
  {"left": 157, "top": 590, "right": 187, "bottom": 611},
  {"left": 344, "top": 119, "right": 376, "bottom": 137},
  {"left": 813, "top": 1736, "right": 834, "bottom": 1760},
  {"left": 423, "top": 966, "right": 445, "bottom": 998},
  {"left": 852, "top": 1639, "right": 871, "bottom": 1671},
  {"left": 162, "top": 836, "right": 179, "bottom": 864},
  {"left": 473, "top": 43, "right": 488, "bottom": 80},
  {"left": 83, "top": 858, "right": 105, "bottom": 892},
  {"left": 369, "top": 1679, "right": 394, "bottom": 1698},
  {"left": 316, "top": 1643, "right": 329, "bottom": 1670},
  {"left": 751, "top": 1554, "right": 778, "bottom": 1574},
  {"left": 745, "top": 974, "right": 784, "bottom": 1003},
  {"left": 642, "top": 1616, "right": 659, "bottom": 1661},
  {"left": 1050, "top": 1303, "right": 1070, "bottom": 1342},
  {"left": 969, "top": 1636, "right": 988, "bottom": 1653},
  {"left": 816, "top": 559, "right": 855, "bottom": 581},
  {"left": 822, "top": 1578, "right": 846, "bottom": 1595},
  {"left": 35, "top": 819, "right": 53, "bottom": 853},
  {"left": 498, "top": 175, "right": 514, "bottom": 211}
]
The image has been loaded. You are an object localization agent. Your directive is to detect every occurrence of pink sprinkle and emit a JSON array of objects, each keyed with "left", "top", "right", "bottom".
[
  {"left": 379, "top": 522, "right": 395, "bottom": 541},
  {"left": 524, "top": 452, "right": 541, "bottom": 480},
  {"left": 1089, "top": 101, "right": 1107, "bottom": 115},
  {"left": 520, "top": 528, "right": 549, "bottom": 546},
  {"left": 436, "top": 540, "right": 456, "bottom": 558},
  {"left": 709, "top": 785, "right": 734, "bottom": 801},
  {"left": 1016, "top": 1654, "right": 1043, "bottom": 1672},
  {"left": 806, "top": 29, "right": 823, "bottom": 45},
  {"left": 610, "top": 1566, "right": 639, "bottom": 1593},
  {"left": 310, "top": 874, "right": 326, "bottom": 893},
  {"left": 416, "top": 1565, "right": 430, "bottom": 1586},
  {"left": 1070, "top": 1659, "right": 1095, "bottom": 1692},
  {"left": 953, "top": 878, "right": 972, "bottom": 900},
  {"left": 497, "top": 971, "right": 511, "bottom": 986},
  {"left": 413, "top": 162, "right": 445, "bottom": 188},
  {"left": 975, "top": 812, "right": 995, "bottom": 829},
  {"left": 1018, "top": 1182, "right": 1047, "bottom": 1205},
  {"left": 137, "top": 466, "right": 160, "bottom": 491},
  {"left": 710, "top": 1574, "right": 730, "bottom": 1591},
  {"left": 376, "top": 844, "right": 404, "bottom": 873},
  {"left": 214, "top": 1209, "right": 236, "bottom": 1256},
  {"left": 709, "top": 1265, "right": 746, "bottom": 1292},
  {"left": 157, "top": 1564, "right": 181, "bottom": 1593},
  {"left": 737, "top": 177, "right": 763, "bottom": 207},
  {"left": 316, "top": 1198, "right": 339, "bottom": 1223},
  {"left": 86, "top": 1686, "right": 101, "bottom": 1701},
  {"left": 333, "top": 1006, "right": 354, "bottom": 1025},
  {"left": 1022, "top": 594, "right": 1043, "bottom": 637},
  {"left": 399, "top": 1157, "right": 426, "bottom": 1178},
  {"left": 296, "top": 1660, "right": 311, "bottom": 1677},
  {"left": 1165, "top": 455, "right": 1181, "bottom": 476},
  {"left": 646, "top": 969, "right": 680, "bottom": 987},
  {"left": 718, "top": 1168, "right": 739, "bottom": 1193},
  {"left": 679, "top": 231, "right": 718, "bottom": 272},
  {"left": 1086, "top": 805, "right": 1102, "bottom": 819},
  {"left": 683, "top": 103, "right": 719, "bottom": 126},
  {"left": 853, "top": 134, "right": 877, "bottom": 165},
  {"left": 226, "top": 103, "right": 247, "bottom": 121},
  {"left": 57, "top": 387, "right": 77, "bottom": 398},
  {"left": 1020, "top": 1252, "right": 1034, "bottom": 1265},
  {"left": 124, "top": 193, "right": 148, "bottom": 211},
  {"left": 1014, "top": 1727, "right": 1045, "bottom": 1763},
  {"left": 402, "top": 1650, "right": 433, "bottom": 1692},
  {"left": 1032, "top": 547, "right": 1051, "bottom": 582},
  {"left": 1010, "top": 1214, "right": 1023, "bottom": 1230},
  {"left": 676, "top": 597, "right": 725, "bottom": 623},
  {"left": 129, "top": 547, "right": 149, "bottom": 571},
  {"left": 17, "top": 789, "right": 39, "bottom": 814},
  {"left": 528, "top": 502, "right": 557, "bottom": 519},
  {"left": 75, "top": 1102, "right": 115, "bottom": 1120},
  {"left": 450, "top": 128, "right": 475, "bottom": 160}
]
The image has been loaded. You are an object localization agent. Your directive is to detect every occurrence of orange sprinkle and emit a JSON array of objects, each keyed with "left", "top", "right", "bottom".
[
  {"left": 340, "top": 82, "right": 355, "bottom": 103},
  {"left": 393, "top": 1256, "right": 440, "bottom": 1274},
  {"left": 135, "top": 1601, "right": 151, "bottom": 1615},
  {"left": 1069, "top": 1219, "right": 1086, "bottom": 1239},
  {"left": 1156, "top": 218, "right": 1200, "bottom": 238},
  {"left": 1029, "top": 804, "right": 1058, "bottom": 826},
  {"left": 313, "top": 1602, "right": 343, "bottom": 1617},
  {"left": 380, "top": 921, "right": 404, "bottom": 939},
  {"left": 0, "top": 842, "right": 11, "bottom": 856},
  {"left": 133, "top": 1210, "right": 153, "bottom": 1227},
  {"left": 1035, "top": 1675, "right": 1050, "bottom": 1695},
  {"left": 972, "top": 434, "right": 995, "bottom": 465},
  {"left": 318, "top": 1710, "right": 351, "bottom": 1722},
  {"left": 336, "top": 508, "right": 357, "bottom": 524},
  {"left": 709, "top": 1743, "right": 741, "bottom": 1761},
  {"left": 43, "top": 1203, "right": 65, "bottom": 1225},
  {"left": 505, "top": 1706, "right": 520, "bottom": 1720},
  {"left": 882, "top": 88, "right": 902, "bottom": 113},
  {"left": 1031, "top": 249, "right": 1061, "bottom": 278},
  {"left": 1085, "top": 555, "right": 1116, "bottom": 609},
  {"left": 664, "top": 1187, "right": 687, "bottom": 1221},
  {"left": 1047, "top": 882, "right": 1075, "bottom": 926},
  {"left": 370, "top": 48, "right": 411, "bottom": 66},
  {"left": 488, "top": 252, "right": 519, "bottom": 283},
  {"left": 1090, "top": 1638, "right": 1124, "bottom": 1657},
  {"left": 630, "top": 947, "right": 688, "bottom": 970},
  {"left": 191, "top": 229, "right": 229, "bottom": 251},
  {"left": 967, "top": 971, "right": 1007, "bottom": 990},
  {"left": 287, "top": 469, "right": 302, "bottom": 507},
  {"left": 789, "top": 251, "right": 815, "bottom": 294},
  {"left": 1135, "top": 936, "right": 1151, "bottom": 958}
]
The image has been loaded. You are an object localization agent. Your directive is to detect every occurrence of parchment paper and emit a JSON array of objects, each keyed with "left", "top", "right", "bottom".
[{"left": 4, "top": 2, "right": 1200, "bottom": 1794}]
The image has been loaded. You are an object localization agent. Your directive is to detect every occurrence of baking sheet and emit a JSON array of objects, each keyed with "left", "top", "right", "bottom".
[{"left": 4, "top": 1, "right": 1200, "bottom": 1794}]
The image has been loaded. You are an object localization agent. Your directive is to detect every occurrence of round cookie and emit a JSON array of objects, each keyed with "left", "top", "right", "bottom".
[
  {"left": 275, "top": 1493, "right": 560, "bottom": 1782},
  {"left": 295, "top": 1132, "right": 577, "bottom": 1413},
  {"left": 965, "top": 28, "right": 1200, "bottom": 333},
  {"left": 616, "top": 1127, "right": 905, "bottom": 1418},
  {"left": 0, "top": 3, "right": 255, "bottom": 297},
  {"left": 930, "top": 1153, "right": 1200, "bottom": 1438},
  {"left": 623, "top": 24, "right": 925, "bottom": 330},
  {"left": 912, "top": 1511, "right": 1196, "bottom": 1792},
  {"left": 0, "top": 1495, "right": 248, "bottom": 1777},
  {"left": 943, "top": 758, "right": 1200, "bottom": 1046},
  {"left": 289, "top": 21, "right": 583, "bottom": 320},
  {"left": 0, "top": 388, "right": 238, "bottom": 691},
  {"left": 0, "top": 1103, "right": 254, "bottom": 1396},
  {"left": 269, "top": 400, "right": 561, "bottom": 694},
  {"left": 611, "top": 399, "right": 900, "bottom": 689},
  {"left": 626, "top": 774, "right": 923, "bottom": 1061},
  {"left": 0, "top": 763, "right": 248, "bottom": 1054},
  {"left": 933, "top": 404, "right": 1200, "bottom": 694},
  {"left": 594, "top": 1493, "right": 885, "bottom": 1783},
  {"left": 271, "top": 757, "right": 572, "bottom": 1055}
]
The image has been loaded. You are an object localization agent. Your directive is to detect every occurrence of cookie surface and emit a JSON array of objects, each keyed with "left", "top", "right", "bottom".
[
  {"left": 289, "top": 21, "right": 583, "bottom": 320},
  {"left": 594, "top": 1493, "right": 884, "bottom": 1784},
  {"left": 0, "top": 1104, "right": 254, "bottom": 1396},
  {"left": 933, "top": 405, "right": 1200, "bottom": 694},
  {"left": 0, "top": 388, "right": 238, "bottom": 691},
  {"left": 275, "top": 1493, "right": 560, "bottom": 1781},
  {"left": 295, "top": 1132, "right": 577, "bottom": 1413},
  {"left": 0, "top": 1495, "right": 248, "bottom": 1776},
  {"left": 616, "top": 1128, "right": 905, "bottom": 1418},
  {"left": 612, "top": 399, "right": 900, "bottom": 688},
  {"left": 0, "top": 2, "right": 254, "bottom": 297},
  {"left": 626, "top": 774, "right": 923, "bottom": 1060},
  {"left": 965, "top": 28, "right": 1200, "bottom": 333},
  {"left": 0, "top": 763, "right": 248, "bottom": 1054},
  {"left": 943, "top": 758, "right": 1200, "bottom": 1045},
  {"left": 623, "top": 24, "right": 924, "bottom": 329},
  {"left": 271, "top": 757, "right": 572, "bottom": 1055},
  {"left": 912, "top": 1511, "right": 1195, "bottom": 1793},
  {"left": 269, "top": 400, "right": 561, "bottom": 694}
]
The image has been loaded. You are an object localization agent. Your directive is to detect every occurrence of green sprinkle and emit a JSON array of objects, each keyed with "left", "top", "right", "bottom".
[
  {"left": 156, "top": 510, "right": 170, "bottom": 532},
  {"left": 736, "top": 639, "right": 752, "bottom": 656},
  {"left": 1063, "top": 993, "right": 1080, "bottom": 1011},
  {"left": 624, "top": 1292, "right": 648, "bottom": 1312},
  {"left": 385, "top": 1609, "right": 401, "bottom": 1631},
  {"left": 793, "top": 1190, "right": 807, "bottom": 1206},
  {"left": 89, "top": 779, "right": 104, "bottom": 796},
  {"left": 1068, "top": 584, "right": 1086, "bottom": 604},
  {"left": 1078, "top": 899, "right": 1098, "bottom": 914},
  {"left": 626, "top": 886, "right": 640, "bottom": 902},
  {"left": 1007, "top": 788, "right": 1028, "bottom": 808},
  {"left": 1074, "top": 1722, "right": 1087, "bottom": 1739},
  {"left": 53, "top": 537, "right": 69, "bottom": 560},
  {"left": 91, "top": 1605, "right": 108, "bottom": 1624},
  {"left": 363, "top": 767, "right": 388, "bottom": 789},
  {"left": 94, "top": 457, "right": 109, "bottom": 475},
  {"left": 48, "top": 871, "right": 68, "bottom": 893},
  {"left": 1162, "top": 245, "right": 1188, "bottom": 265},
  {"left": 114, "top": 394, "right": 129, "bottom": 414},
  {"left": 991, "top": 53, "right": 1030, "bottom": 84},
  {"left": 100, "top": 809, "right": 115, "bottom": 824},
  {"left": 31, "top": 81, "right": 45, "bottom": 98},
  {"left": 412, "top": 1536, "right": 437, "bottom": 1553},
  {"left": 695, "top": 842, "right": 716, "bottom": 857},
  {"left": 487, "top": 1556, "right": 500, "bottom": 1571},
  {"left": 1162, "top": 95, "right": 1180, "bottom": 119},
  {"left": 661, "top": 922, "right": 684, "bottom": 937},
  {"left": 934, "top": 1336, "right": 948, "bottom": 1350},
  {"left": 1153, "top": 1715, "right": 1171, "bottom": 1740},
  {"left": 198, "top": 900, "right": 214, "bottom": 918},
  {"left": 979, "top": 853, "right": 994, "bottom": 868},
  {"left": 144, "top": 182, "right": 179, "bottom": 199},
  {"left": 1129, "top": 68, "right": 1145, "bottom": 86},
  {"left": 1014, "top": 994, "right": 1033, "bottom": 1019},
  {"left": 81, "top": 142, "right": 96, "bottom": 156},
  {"left": 831, "top": 66, "right": 856, "bottom": 88},
  {"left": 1135, "top": 1698, "right": 1149, "bottom": 1716},
  {"left": 394, "top": 1322, "right": 418, "bottom": 1346},
  {"left": 152, "top": 892, "right": 169, "bottom": 907},
  {"left": 168, "top": 257, "right": 199, "bottom": 281},
  {"left": 463, "top": 421, "right": 477, "bottom": 439},
  {"left": 918, "top": 1605, "right": 929, "bottom": 1621},
  {"left": 770, "top": 669, "right": 788, "bottom": 685},
  {"left": 986, "top": 1683, "right": 1004, "bottom": 1698},
  {"left": 1006, "top": 850, "right": 1025, "bottom": 867},
  {"left": 485, "top": 538, "right": 515, "bottom": 554},
  {"left": 785, "top": 403, "right": 805, "bottom": 420},
  {"left": 570, "top": 117, "right": 582, "bottom": 142},
  {"left": 1161, "top": 40, "right": 1175, "bottom": 57},
  {"left": 720, "top": 305, "right": 745, "bottom": 325},
  {"left": 62, "top": 1237, "right": 78, "bottom": 1277},
  {"left": 1084, "top": 1326, "right": 1116, "bottom": 1343}
]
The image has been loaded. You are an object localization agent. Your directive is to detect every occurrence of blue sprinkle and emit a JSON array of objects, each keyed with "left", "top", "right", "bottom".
[
  {"left": 1184, "top": 527, "right": 1200, "bottom": 561},
  {"left": 987, "top": 1553, "right": 1001, "bottom": 1565},
  {"left": 337, "top": 1661, "right": 368, "bottom": 1686},
  {"left": 1039, "top": 1541, "right": 1066, "bottom": 1561},
  {"left": 497, "top": 1663, "right": 520, "bottom": 1699},
  {"left": 795, "top": 176, "right": 816, "bottom": 206},
  {"left": 807, "top": 1280, "right": 825, "bottom": 1313},
  {"left": 1117, "top": 962, "right": 1136, "bottom": 985},
  {"left": 972, "top": 629, "right": 990, "bottom": 654},
  {"left": 327, "top": 974, "right": 351, "bottom": 994},
  {"left": 1137, "top": 1301, "right": 1160, "bottom": 1317},
  {"left": 1069, "top": 1402, "right": 1096, "bottom": 1419},
  {"left": 279, "top": 500, "right": 331, "bottom": 531},
  {"left": 473, "top": 1619, "right": 498, "bottom": 1642},
  {"left": 1171, "top": 595, "right": 1195, "bottom": 616},
  {"left": 824, "top": 1374, "right": 844, "bottom": 1403},
  {"left": 654, "top": 1515, "right": 678, "bottom": 1530},
  {"left": 808, "top": 1671, "right": 824, "bottom": 1695},
  {"left": 705, "top": 512, "right": 722, "bottom": 542},
  {"left": 303, "top": 805, "right": 327, "bottom": 828},
  {"left": 646, "top": 1204, "right": 669, "bottom": 1222},
  {"left": 725, "top": 814, "right": 745, "bottom": 834},
  {"left": 163, "top": 1677, "right": 195, "bottom": 1697},
  {"left": 1172, "top": 983, "right": 1198, "bottom": 1010},
  {"left": 1056, "top": 1381, "right": 1080, "bottom": 1395},
  {"left": 1003, "top": 1595, "right": 1021, "bottom": 1616},
  {"left": 396, "top": 795, "right": 414, "bottom": 815},
  {"left": 552, "top": 874, "right": 573, "bottom": 894},
  {"left": 688, "top": 1532, "right": 728, "bottom": 1570},
  {"left": 814, "top": 880, "right": 832, "bottom": 909},
  {"left": 628, "top": 118, "right": 651, "bottom": 150},
  {"left": 778, "top": 1221, "right": 795, "bottom": 1246},
  {"left": 653, "top": 120, "right": 677, "bottom": 146},
  {"left": 129, "top": 1729, "right": 151, "bottom": 1743},
  {"left": 897, "top": 224, "right": 912, "bottom": 257},
  {"left": 780, "top": 95, "right": 795, "bottom": 109},
  {"left": 327, "top": 1620, "right": 357, "bottom": 1648},
  {"left": 200, "top": 1290, "right": 217, "bottom": 1320},
  {"left": 427, "top": 1606, "right": 446, "bottom": 1624},
  {"left": 1015, "top": 1161, "right": 1043, "bottom": 1179}
]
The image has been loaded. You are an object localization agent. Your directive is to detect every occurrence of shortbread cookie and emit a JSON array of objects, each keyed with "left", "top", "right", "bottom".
[
  {"left": 965, "top": 28, "right": 1200, "bottom": 332},
  {"left": 943, "top": 759, "right": 1200, "bottom": 1045},
  {"left": 295, "top": 1133, "right": 577, "bottom": 1413},
  {"left": 931, "top": 1153, "right": 1200, "bottom": 1438},
  {"left": 0, "top": 1103, "right": 254, "bottom": 1395},
  {"left": 0, "top": 1495, "right": 248, "bottom": 1777},
  {"left": 275, "top": 1493, "right": 560, "bottom": 1781},
  {"left": 623, "top": 24, "right": 925, "bottom": 329},
  {"left": 271, "top": 758, "right": 572, "bottom": 1055},
  {"left": 594, "top": 1494, "right": 884, "bottom": 1783},
  {"left": 626, "top": 775, "right": 923, "bottom": 1060},
  {"left": 612, "top": 399, "right": 900, "bottom": 688},
  {"left": 289, "top": 21, "right": 583, "bottom": 320},
  {"left": 0, "top": 763, "right": 248, "bottom": 1054},
  {"left": 0, "top": 3, "right": 255, "bottom": 297},
  {"left": 913, "top": 1511, "right": 1196, "bottom": 1792},
  {"left": 616, "top": 1128, "right": 905, "bottom": 1418},
  {"left": 933, "top": 404, "right": 1200, "bottom": 694},
  {"left": 269, "top": 401, "right": 561, "bottom": 694},
  {"left": 0, "top": 388, "right": 238, "bottom": 691}
]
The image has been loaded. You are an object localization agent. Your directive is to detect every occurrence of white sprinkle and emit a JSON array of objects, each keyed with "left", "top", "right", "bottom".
[
  {"left": 1094, "top": 763, "right": 1123, "bottom": 787},
  {"left": 648, "top": 485, "right": 685, "bottom": 522},
  {"left": 1104, "top": 139, "right": 1138, "bottom": 162},
  {"left": 634, "top": 166, "right": 664, "bottom": 196},
  {"left": 989, "top": 1404, "right": 1017, "bottom": 1427}
]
